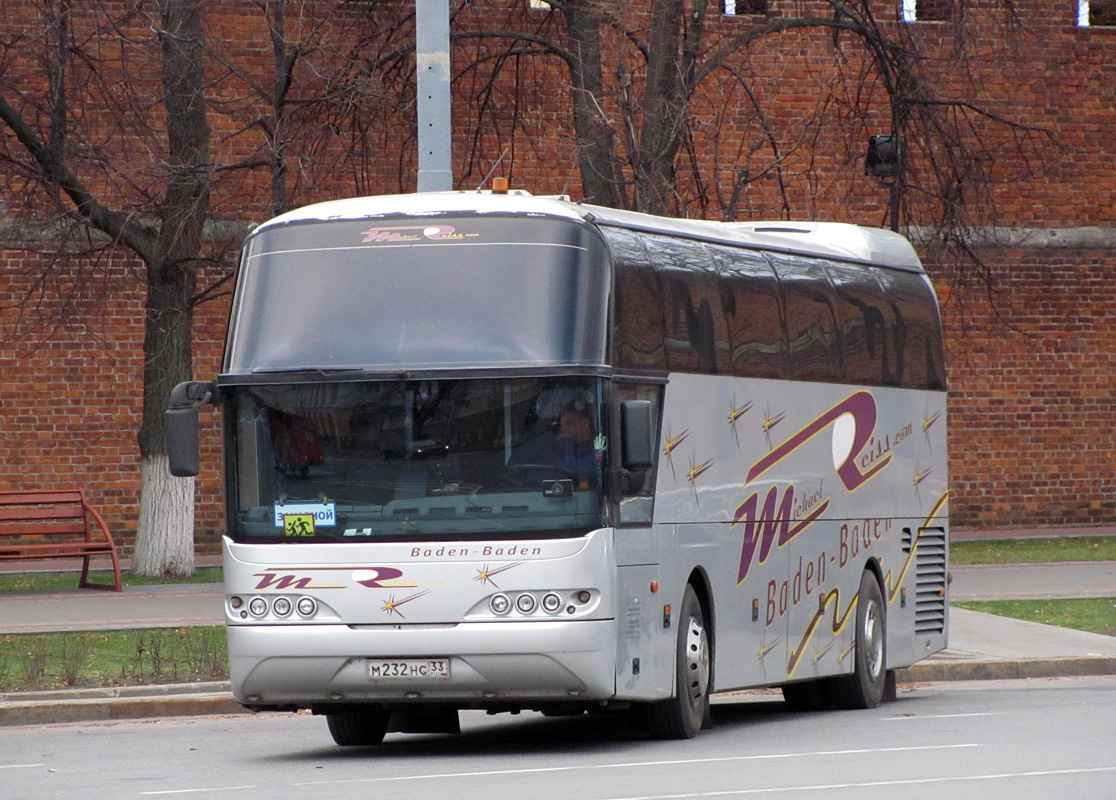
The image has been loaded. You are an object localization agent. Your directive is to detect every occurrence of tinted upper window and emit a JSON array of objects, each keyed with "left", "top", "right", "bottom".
[
  {"left": 641, "top": 234, "right": 730, "bottom": 374},
  {"left": 709, "top": 245, "right": 790, "bottom": 380},
  {"left": 224, "top": 217, "right": 610, "bottom": 375},
  {"left": 824, "top": 260, "right": 896, "bottom": 386},
  {"left": 605, "top": 227, "right": 667, "bottom": 374},
  {"left": 872, "top": 268, "right": 946, "bottom": 390},
  {"left": 766, "top": 252, "right": 842, "bottom": 383}
]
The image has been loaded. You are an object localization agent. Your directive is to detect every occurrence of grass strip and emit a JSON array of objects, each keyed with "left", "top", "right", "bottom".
[
  {"left": 0, "top": 627, "right": 228, "bottom": 692},
  {"left": 952, "top": 598, "right": 1116, "bottom": 636},
  {"left": 950, "top": 536, "right": 1116, "bottom": 565},
  {"left": 0, "top": 568, "right": 223, "bottom": 593}
]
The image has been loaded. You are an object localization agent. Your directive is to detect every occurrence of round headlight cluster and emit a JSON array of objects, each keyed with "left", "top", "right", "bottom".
[
  {"left": 232, "top": 595, "right": 318, "bottom": 620},
  {"left": 488, "top": 590, "right": 594, "bottom": 617}
]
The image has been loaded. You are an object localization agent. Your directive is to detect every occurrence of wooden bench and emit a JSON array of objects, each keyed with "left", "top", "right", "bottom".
[{"left": 0, "top": 490, "right": 122, "bottom": 591}]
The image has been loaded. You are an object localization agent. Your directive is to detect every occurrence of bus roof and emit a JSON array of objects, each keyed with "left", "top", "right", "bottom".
[{"left": 253, "top": 191, "right": 925, "bottom": 273}]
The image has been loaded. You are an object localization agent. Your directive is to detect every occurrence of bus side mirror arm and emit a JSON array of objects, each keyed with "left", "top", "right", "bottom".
[
  {"left": 621, "top": 400, "right": 653, "bottom": 471},
  {"left": 165, "top": 380, "right": 217, "bottom": 478}
]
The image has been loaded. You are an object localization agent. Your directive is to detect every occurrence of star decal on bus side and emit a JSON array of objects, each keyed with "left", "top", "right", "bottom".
[
  {"left": 688, "top": 454, "right": 714, "bottom": 505},
  {"left": 762, "top": 407, "right": 787, "bottom": 450},
  {"left": 913, "top": 466, "right": 932, "bottom": 505},
  {"left": 923, "top": 407, "right": 943, "bottom": 449},
  {"left": 811, "top": 640, "right": 835, "bottom": 666},
  {"left": 754, "top": 633, "right": 781, "bottom": 664},
  {"left": 728, "top": 399, "right": 753, "bottom": 447},
  {"left": 381, "top": 590, "right": 431, "bottom": 619},
  {"left": 662, "top": 427, "right": 689, "bottom": 480},
  {"left": 474, "top": 563, "right": 520, "bottom": 588}
]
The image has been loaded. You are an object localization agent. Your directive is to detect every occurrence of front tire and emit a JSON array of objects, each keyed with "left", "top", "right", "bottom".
[
  {"left": 326, "top": 707, "right": 391, "bottom": 746},
  {"left": 832, "top": 570, "right": 887, "bottom": 709},
  {"left": 646, "top": 584, "right": 711, "bottom": 739}
]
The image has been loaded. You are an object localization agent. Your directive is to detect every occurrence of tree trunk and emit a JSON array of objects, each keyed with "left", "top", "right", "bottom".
[
  {"left": 562, "top": 0, "right": 621, "bottom": 207},
  {"left": 132, "top": 0, "right": 210, "bottom": 577},
  {"left": 636, "top": 0, "right": 686, "bottom": 215}
]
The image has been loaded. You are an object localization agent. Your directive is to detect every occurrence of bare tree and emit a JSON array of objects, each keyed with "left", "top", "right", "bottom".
[
  {"left": 0, "top": 0, "right": 211, "bottom": 576},
  {"left": 206, "top": 0, "right": 415, "bottom": 214},
  {"left": 453, "top": 0, "right": 1053, "bottom": 244}
]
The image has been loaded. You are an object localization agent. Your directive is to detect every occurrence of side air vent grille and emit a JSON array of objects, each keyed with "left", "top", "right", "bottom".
[{"left": 915, "top": 527, "right": 947, "bottom": 634}]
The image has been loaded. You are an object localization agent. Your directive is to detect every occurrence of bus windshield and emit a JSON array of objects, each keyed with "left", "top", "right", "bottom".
[{"left": 229, "top": 377, "right": 607, "bottom": 542}]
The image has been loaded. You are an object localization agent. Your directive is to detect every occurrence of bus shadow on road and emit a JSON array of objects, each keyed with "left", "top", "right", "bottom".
[{"left": 265, "top": 698, "right": 798, "bottom": 762}]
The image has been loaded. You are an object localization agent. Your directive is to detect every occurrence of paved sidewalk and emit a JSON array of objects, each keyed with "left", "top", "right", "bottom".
[{"left": 2, "top": 554, "right": 1115, "bottom": 727}]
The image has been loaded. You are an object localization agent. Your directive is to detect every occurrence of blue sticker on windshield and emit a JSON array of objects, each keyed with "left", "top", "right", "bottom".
[{"left": 273, "top": 502, "right": 336, "bottom": 528}]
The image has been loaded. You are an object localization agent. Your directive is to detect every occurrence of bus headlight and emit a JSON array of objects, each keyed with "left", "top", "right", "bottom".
[
  {"left": 541, "top": 592, "right": 563, "bottom": 613},
  {"left": 516, "top": 593, "right": 537, "bottom": 614},
  {"left": 490, "top": 593, "right": 511, "bottom": 615},
  {"left": 297, "top": 597, "right": 317, "bottom": 617},
  {"left": 248, "top": 597, "right": 269, "bottom": 617},
  {"left": 272, "top": 597, "right": 292, "bottom": 617}
]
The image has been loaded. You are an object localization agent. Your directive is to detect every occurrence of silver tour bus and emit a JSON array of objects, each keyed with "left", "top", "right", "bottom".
[{"left": 167, "top": 189, "right": 948, "bottom": 745}]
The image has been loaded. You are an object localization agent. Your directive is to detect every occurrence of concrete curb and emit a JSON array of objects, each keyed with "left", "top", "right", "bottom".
[
  {"left": 4, "top": 658, "right": 1116, "bottom": 728},
  {"left": 897, "top": 655, "right": 1116, "bottom": 683},
  {"left": 0, "top": 682, "right": 248, "bottom": 727}
]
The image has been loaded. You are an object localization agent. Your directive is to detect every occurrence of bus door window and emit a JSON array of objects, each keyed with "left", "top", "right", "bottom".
[{"left": 615, "top": 382, "right": 662, "bottom": 525}]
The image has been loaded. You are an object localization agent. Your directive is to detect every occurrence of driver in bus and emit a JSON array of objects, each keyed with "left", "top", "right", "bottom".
[{"left": 509, "top": 397, "right": 599, "bottom": 487}]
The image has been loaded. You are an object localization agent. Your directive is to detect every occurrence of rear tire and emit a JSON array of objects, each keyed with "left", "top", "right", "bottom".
[
  {"left": 832, "top": 570, "right": 887, "bottom": 709},
  {"left": 326, "top": 707, "right": 391, "bottom": 746},
  {"left": 646, "top": 584, "right": 711, "bottom": 739}
]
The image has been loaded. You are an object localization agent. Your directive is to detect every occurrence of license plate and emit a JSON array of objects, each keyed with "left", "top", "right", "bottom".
[{"left": 367, "top": 659, "right": 450, "bottom": 679}]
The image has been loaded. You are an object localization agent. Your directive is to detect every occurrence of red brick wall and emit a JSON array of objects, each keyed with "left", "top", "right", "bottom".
[
  {"left": 934, "top": 247, "right": 1116, "bottom": 530},
  {"left": 1, "top": 0, "right": 1114, "bottom": 551}
]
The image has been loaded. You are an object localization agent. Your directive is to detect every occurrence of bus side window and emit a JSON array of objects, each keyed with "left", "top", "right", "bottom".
[
  {"left": 605, "top": 228, "right": 667, "bottom": 375},
  {"left": 766, "top": 252, "right": 842, "bottom": 383},
  {"left": 640, "top": 234, "right": 730, "bottom": 375},
  {"left": 616, "top": 382, "right": 662, "bottom": 525},
  {"left": 872, "top": 268, "right": 947, "bottom": 390},
  {"left": 825, "top": 260, "right": 896, "bottom": 387},
  {"left": 709, "top": 245, "right": 791, "bottom": 380}
]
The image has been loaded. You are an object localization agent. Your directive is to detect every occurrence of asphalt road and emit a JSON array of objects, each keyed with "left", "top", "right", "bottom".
[{"left": 3, "top": 675, "right": 1114, "bottom": 800}]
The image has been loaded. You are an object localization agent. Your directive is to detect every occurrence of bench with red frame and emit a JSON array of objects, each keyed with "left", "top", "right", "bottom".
[{"left": 0, "top": 489, "right": 122, "bottom": 591}]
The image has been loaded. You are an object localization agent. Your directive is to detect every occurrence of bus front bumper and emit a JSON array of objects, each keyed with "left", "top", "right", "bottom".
[{"left": 227, "top": 618, "right": 617, "bottom": 708}]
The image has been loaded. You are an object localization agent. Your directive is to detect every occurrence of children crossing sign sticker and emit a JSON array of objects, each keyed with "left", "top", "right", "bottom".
[
  {"left": 274, "top": 503, "right": 336, "bottom": 537},
  {"left": 283, "top": 514, "right": 315, "bottom": 537}
]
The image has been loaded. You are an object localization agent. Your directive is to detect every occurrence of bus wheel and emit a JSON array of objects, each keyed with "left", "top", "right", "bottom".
[
  {"left": 326, "top": 706, "right": 390, "bottom": 746},
  {"left": 832, "top": 570, "right": 887, "bottom": 709},
  {"left": 647, "top": 584, "right": 710, "bottom": 739}
]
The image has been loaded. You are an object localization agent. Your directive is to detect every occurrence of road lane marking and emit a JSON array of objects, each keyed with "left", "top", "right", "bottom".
[
  {"left": 0, "top": 763, "right": 45, "bottom": 769},
  {"left": 141, "top": 786, "right": 258, "bottom": 796},
  {"left": 285, "top": 744, "right": 978, "bottom": 788},
  {"left": 885, "top": 712, "right": 1000, "bottom": 720},
  {"left": 600, "top": 766, "right": 1116, "bottom": 799},
  {"left": 138, "top": 743, "right": 980, "bottom": 795}
]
